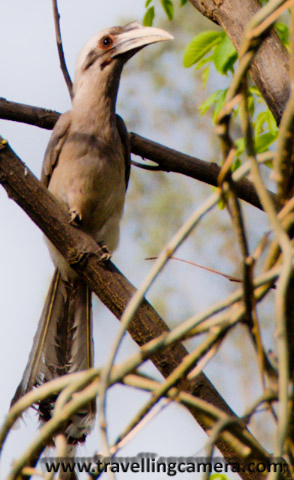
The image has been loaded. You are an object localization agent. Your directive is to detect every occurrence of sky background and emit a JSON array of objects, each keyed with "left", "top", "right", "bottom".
[{"left": 0, "top": 1, "right": 274, "bottom": 479}]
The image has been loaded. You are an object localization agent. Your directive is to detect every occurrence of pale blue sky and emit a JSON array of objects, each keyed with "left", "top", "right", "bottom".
[
  {"left": 0, "top": 1, "right": 210, "bottom": 478},
  {"left": 0, "top": 1, "right": 274, "bottom": 478}
]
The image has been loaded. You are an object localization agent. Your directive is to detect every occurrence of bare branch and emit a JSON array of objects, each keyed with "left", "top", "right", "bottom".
[
  {"left": 274, "top": 5, "right": 294, "bottom": 202},
  {"left": 130, "top": 132, "right": 280, "bottom": 211},
  {"left": 51, "top": 0, "right": 73, "bottom": 98},
  {"left": 0, "top": 97, "right": 57, "bottom": 129},
  {"left": 146, "top": 256, "right": 242, "bottom": 283},
  {"left": 0, "top": 137, "right": 273, "bottom": 479},
  {"left": 238, "top": 47, "right": 292, "bottom": 474},
  {"left": 0, "top": 97, "right": 281, "bottom": 211}
]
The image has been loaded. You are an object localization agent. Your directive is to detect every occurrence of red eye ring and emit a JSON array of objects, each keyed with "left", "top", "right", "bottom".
[{"left": 100, "top": 36, "right": 113, "bottom": 48}]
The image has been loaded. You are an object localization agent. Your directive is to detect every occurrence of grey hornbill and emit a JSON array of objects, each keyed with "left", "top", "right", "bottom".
[{"left": 11, "top": 22, "right": 172, "bottom": 451}]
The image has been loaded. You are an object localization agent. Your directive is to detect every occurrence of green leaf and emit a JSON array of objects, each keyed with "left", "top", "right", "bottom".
[
  {"left": 275, "top": 22, "right": 289, "bottom": 47},
  {"left": 212, "top": 88, "right": 228, "bottom": 123},
  {"left": 234, "top": 138, "right": 245, "bottom": 157},
  {"left": 199, "top": 90, "right": 222, "bottom": 115},
  {"left": 254, "top": 131, "right": 278, "bottom": 153},
  {"left": 194, "top": 54, "right": 213, "bottom": 70},
  {"left": 223, "top": 51, "right": 238, "bottom": 73},
  {"left": 254, "top": 111, "right": 268, "bottom": 137},
  {"left": 213, "top": 34, "right": 238, "bottom": 75},
  {"left": 183, "top": 31, "right": 223, "bottom": 68},
  {"left": 247, "top": 94, "right": 255, "bottom": 117},
  {"left": 202, "top": 65, "right": 210, "bottom": 88},
  {"left": 231, "top": 158, "right": 241, "bottom": 172},
  {"left": 266, "top": 109, "right": 277, "bottom": 135},
  {"left": 210, "top": 475, "right": 230, "bottom": 480},
  {"left": 160, "top": 0, "right": 174, "bottom": 20},
  {"left": 254, "top": 110, "right": 277, "bottom": 138},
  {"left": 180, "top": 0, "right": 188, "bottom": 5},
  {"left": 212, "top": 187, "right": 227, "bottom": 210},
  {"left": 145, "top": 0, "right": 153, "bottom": 7},
  {"left": 143, "top": 6, "right": 155, "bottom": 26},
  {"left": 265, "top": 158, "right": 273, "bottom": 169},
  {"left": 249, "top": 86, "right": 262, "bottom": 97},
  {"left": 218, "top": 197, "right": 226, "bottom": 210},
  {"left": 199, "top": 88, "right": 228, "bottom": 122}
]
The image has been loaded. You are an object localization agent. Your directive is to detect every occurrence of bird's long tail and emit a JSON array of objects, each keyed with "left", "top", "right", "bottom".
[{"left": 11, "top": 269, "right": 95, "bottom": 446}]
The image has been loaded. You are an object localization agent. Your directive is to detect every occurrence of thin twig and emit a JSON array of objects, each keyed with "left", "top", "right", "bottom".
[
  {"left": 8, "top": 364, "right": 266, "bottom": 480},
  {"left": 213, "top": 3, "right": 294, "bottom": 467},
  {"left": 130, "top": 159, "right": 163, "bottom": 171},
  {"left": 101, "top": 191, "right": 221, "bottom": 459},
  {"left": 204, "top": 389, "right": 278, "bottom": 480},
  {"left": 6, "top": 379, "right": 100, "bottom": 480},
  {"left": 248, "top": 0, "right": 294, "bottom": 40},
  {"left": 98, "top": 157, "right": 280, "bottom": 458},
  {"left": 51, "top": 0, "right": 73, "bottom": 99},
  {"left": 121, "top": 375, "right": 260, "bottom": 459},
  {"left": 274, "top": 4, "right": 294, "bottom": 201},
  {"left": 239, "top": 64, "right": 292, "bottom": 480},
  {"left": 22, "top": 467, "right": 44, "bottom": 478},
  {"left": 111, "top": 390, "right": 171, "bottom": 455},
  {"left": 0, "top": 370, "right": 98, "bottom": 454},
  {"left": 145, "top": 255, "right": 242, "bottom": 283},
  {"left": 4, "top": 258, "right": 284, "bottom": 479},
  {"left": 98, "top": 189, "right": 219, "bottom": 458},
  {"left": 112, "top": 324, "right": 231, "bottom": 454},
  {"left": 0, "top": 137, "right": 278, "bottom": 478},
  {"left": 228, "top": 147, "right": 266, "bottom": 390}
]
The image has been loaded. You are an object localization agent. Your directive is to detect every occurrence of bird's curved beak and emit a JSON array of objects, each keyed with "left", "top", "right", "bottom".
[{"left": 111, "top": 22, "right": 173, "bottom": 58}]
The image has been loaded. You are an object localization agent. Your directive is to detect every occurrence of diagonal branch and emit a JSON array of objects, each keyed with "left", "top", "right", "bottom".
[
  {"left": 0, "top": 137, "right": 274, "bottom": 480},
  {"left": 0, "top": 97, "right": 281, "bottom": 212}
]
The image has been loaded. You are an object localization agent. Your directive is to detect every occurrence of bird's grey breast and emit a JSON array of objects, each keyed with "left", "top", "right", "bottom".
[{"left": 48, "top": 129, "right": 126, "bottom": 248}]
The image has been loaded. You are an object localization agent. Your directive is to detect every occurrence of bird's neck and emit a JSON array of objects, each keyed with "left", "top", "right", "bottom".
[{"left": 71, "top": 65, "right": 122, "bottom": 141}]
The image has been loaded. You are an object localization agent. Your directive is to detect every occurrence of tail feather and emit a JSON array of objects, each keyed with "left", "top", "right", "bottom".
[{"left": 11, "top": 269, "right": 95, "bottom": 443}]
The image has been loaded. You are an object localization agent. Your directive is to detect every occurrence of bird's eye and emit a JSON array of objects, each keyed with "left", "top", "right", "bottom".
[{"left": 100, "top": 36, "right": 113, "bottom": 48}]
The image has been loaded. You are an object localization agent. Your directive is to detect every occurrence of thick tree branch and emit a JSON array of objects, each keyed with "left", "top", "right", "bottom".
[
  {"left": 130, "top": 132, "right": 280, "bottom": 210},
  {"left": 188, "top": 0, "right": 290, "bottom": 124},
  {"left": 0, "top": 98, "right": 280, "bottom": 212},
  {"left": 0, "top": 98, "right": 57, "bottom": 130},
  {"left": 0, "top": 138, "right": 273, "bottom": 480}
]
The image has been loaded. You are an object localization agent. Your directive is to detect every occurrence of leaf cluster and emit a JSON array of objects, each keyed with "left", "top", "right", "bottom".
[
  {"left": 142, "top": 1, "right": 287, "bottom": 167},
  {"left": 182, "top": 26, "right": 286, "bottom": 163},
  {"left": 143, "top": 0, "right": 187, "bottom": 26}
]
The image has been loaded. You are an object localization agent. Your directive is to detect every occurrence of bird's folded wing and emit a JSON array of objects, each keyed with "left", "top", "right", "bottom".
[
  {"left": 41, "top": 110, "right": 72, "bottom": 187},
  {"left": 116, "top": 114, "right": 131, "bottom": 190}
]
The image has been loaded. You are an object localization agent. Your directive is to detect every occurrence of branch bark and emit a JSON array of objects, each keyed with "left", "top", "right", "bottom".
[
  {"left": 0, "top": 97, "right": 57, "bottom": 130},
  {"left": 130, "top": 132, "right": 280, "bottom": 210},
  {"left": 188, "top": 0, "right": 290, "bottom": 124},
  {"left": 0, "top": 98, "right": 280, "bottom": 212},
  {"left": 0, "top": 138, "right": 274, "bottom": 480}
]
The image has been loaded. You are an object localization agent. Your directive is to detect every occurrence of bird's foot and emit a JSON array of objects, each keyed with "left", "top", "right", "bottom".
[
  {"left": 69, "top": 209, "right": 82, "bottom": 226},
  {"left": 97, "top": 242, "right": 112, "bottom": 262}
]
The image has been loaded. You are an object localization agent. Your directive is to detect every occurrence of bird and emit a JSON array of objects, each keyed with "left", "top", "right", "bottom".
[{"left": 10, "top": 21, "right": 173, "bottom": 474}]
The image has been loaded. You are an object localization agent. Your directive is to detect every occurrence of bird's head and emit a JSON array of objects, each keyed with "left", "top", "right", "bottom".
[{"left": 73, "top": 22, "right": 173, "bottom": 96}]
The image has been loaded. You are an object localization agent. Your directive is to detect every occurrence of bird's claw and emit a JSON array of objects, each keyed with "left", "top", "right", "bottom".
[
  {"left": 98, "top": 243, "right": 111, "bottom": 262},
  {"left": 69, "top": 209, "right": 82, "bottom": 226}
]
